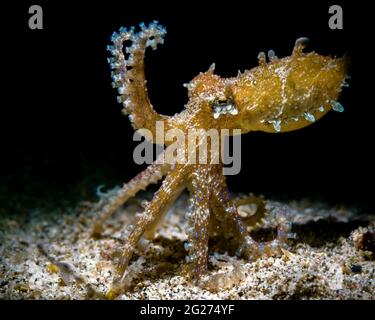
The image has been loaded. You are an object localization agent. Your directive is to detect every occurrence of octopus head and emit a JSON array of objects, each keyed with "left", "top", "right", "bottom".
[
  {"left": 228, "top": 40, "right": 349, "bottom": 134},
  {"left": 184, "top": 39, "right": 348, "bottom": 135}
]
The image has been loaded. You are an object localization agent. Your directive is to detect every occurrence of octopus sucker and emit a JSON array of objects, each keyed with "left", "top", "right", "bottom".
[{"left": 91, "top": 22, "right": 348, "bottom": 298}]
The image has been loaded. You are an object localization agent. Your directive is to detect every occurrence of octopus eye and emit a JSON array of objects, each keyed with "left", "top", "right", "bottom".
[{"left": 212, "top": 97, "right": 238, "bottom": 119}]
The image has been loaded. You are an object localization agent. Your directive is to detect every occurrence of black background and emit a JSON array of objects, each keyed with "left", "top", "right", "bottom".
[
  {"left": 1, "top": 300, "right": 372, "bottom": 319},
  {"left": 1, "top": 0, "right": 373, "bottom": 213}
]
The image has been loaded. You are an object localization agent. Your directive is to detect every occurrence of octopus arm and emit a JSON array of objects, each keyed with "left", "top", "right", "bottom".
[
  {"left": 107, "top": 165, "right": 186, "bottom": 298},
  {"left": 108, "top": 22, "right": 172, "bottom": 137},
  {"left": 185, "top": 180, "right": 211, "bottom": 275},
  {"left": 211, "top": 180, "right": 293, "bottom": 261},
  {"left": 91, "top": 156, "right": 171, "bottom": 237}
]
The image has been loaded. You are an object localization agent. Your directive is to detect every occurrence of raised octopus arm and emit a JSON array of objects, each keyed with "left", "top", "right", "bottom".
[{"left": 108, "top": 21, "right": 171, "bottom": 137}]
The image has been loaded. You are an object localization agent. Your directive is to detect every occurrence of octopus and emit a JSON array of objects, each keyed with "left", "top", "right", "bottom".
[{"left": 92, "top": 21, "right": 349, "bottom": 298}]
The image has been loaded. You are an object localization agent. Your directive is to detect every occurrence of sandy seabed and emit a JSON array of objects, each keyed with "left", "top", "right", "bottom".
[{"left": 1, "top": 193, "right": 374, "bottom": 300}]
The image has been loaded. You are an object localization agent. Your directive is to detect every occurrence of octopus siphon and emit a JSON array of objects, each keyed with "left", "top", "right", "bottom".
[{"left": 91, "top": 21, "right": 349, "bottom": 298}]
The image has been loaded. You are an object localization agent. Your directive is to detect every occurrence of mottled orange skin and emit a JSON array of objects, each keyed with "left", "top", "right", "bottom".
[
  {"left": 169, "top": 50, "right": 347, "bottom": 134},
  {"left": 95, "top": 22, "right": 348, "bottom": 298},
  {"left": 232, "top": 53, "right": 347, "bottom": 133}
]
